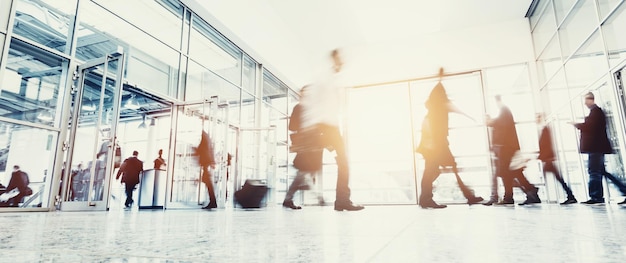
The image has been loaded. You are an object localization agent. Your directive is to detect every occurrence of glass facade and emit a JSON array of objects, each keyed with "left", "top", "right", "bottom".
[
  {"left": 529, "top": 0, "right": 626, "bottom": 202},
  {"left": 0, "top": 0, "right": 292, "bottom": 211}
]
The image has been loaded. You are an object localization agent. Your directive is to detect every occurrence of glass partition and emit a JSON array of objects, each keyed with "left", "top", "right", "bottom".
[
  {"left": 533, "top": 1, "right": 557, "bottom": 57},
  {"left": 565, "top": 30, "right": 607, "bottom": 96},
  {"left": 0, "top": 120, "right": 57, "bottom": 208},
  {"left": 558, "top": 0, "right": 599, "bottom": 59},
  {"left": 602, "top": 2, "right": 626, "bottom": 68},
  {"left": 11, "top": 0, "right": 77, "bottom": 54},
  {"left": 537, "top": 35, "right": 563, "bottom": 86},
  {"left": 554, "top": 0, "right": 578, "bottom": 25},
  {"left": 1, "top": 38, "right": 68, "bottom": 128},
  {"left": 597, "top": 0, "right": 624, "bottom": 21}
]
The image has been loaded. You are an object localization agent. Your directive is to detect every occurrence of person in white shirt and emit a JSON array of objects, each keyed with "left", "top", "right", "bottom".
[{"left": 300, "top": 49, "right": 363, "bottom": 211}]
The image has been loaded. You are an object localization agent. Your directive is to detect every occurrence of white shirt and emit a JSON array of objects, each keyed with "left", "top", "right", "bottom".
[{"left": 300, "top": 69, "right": 345, "bottom": 128}]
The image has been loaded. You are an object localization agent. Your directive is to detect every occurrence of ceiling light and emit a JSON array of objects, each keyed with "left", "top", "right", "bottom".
[
  {"left": 125, "top": 94, "right": 141, "bottom": 110},
  {"left": 138, "top": 114, "right": 147, "bottom": 129}
]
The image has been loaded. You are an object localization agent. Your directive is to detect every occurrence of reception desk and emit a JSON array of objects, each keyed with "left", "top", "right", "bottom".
[{"left": 138, "top": 169, "right": 166, "bottom": 209}]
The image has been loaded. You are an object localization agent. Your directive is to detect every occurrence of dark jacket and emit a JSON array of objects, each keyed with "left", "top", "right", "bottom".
[
  {"left": 116, "top": 156, "right": 143, "bottom": 185},
  {"left": 198, "top": 131, "right": 216, "bottom": 167},
  {"left": 489, "top": 105, "right": 520, "bottom": 150},
  {"left": 7, "top": 170, "right": 29, "bottom": 193},
  {"left": 574, "top": 104, "right": 613, "bottom": 154},
  {"left": 538, "top": 126, "right": 555, "bottom": 161}
]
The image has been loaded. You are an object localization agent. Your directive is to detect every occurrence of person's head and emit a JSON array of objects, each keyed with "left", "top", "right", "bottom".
[
  {"left": 13, "top": 165, "right": 20, "bottom": 171},
  {"left": 584, "top": 92, "right": 595, "bottom": 108},
  {"left": 331, "top": 49, "right": 343, "bottom": 73},
  {"left": 133, "top": 150, "right": 139, "bottom": 157},
  {"left": 494, "top": 94, "right": 503, "bottom": 107},
  {"left": 300, "top": 85, "right": 311, "bottom": 99},
  {"left": 536, "top": 112, "right": 545, "bottom": 125},
  {"left": 158, "top": 149, "right": 163, "bottom": 156}
]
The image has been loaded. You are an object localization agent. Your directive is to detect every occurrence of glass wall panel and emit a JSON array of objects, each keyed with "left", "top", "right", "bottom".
[
  {"left": 0, "top": 120, "right": 57, "bottom": 208},
  {"left": 554, "top": 0, "right": 578, "bottom": 25},
  {"left": 92, "top": 0, "right": 183, "bottom": 50},
  {"left": 529, "top": 0, "right": 549, "bottom": 30},
  {"left": 1, "top": 0, "right": 12, "bottom": 32},
  {"left": 240, "top": 97, "right": 256, "bottom": 128},
  {"left": 77, "top": 1, "right": 180, "bottom": 98},
  {"left": 537, "top": 35, "right": 563, "bottom": 85},
  {"left": 185, "top": 60, "right": 240, "bottom": 104},
  {"left": 12, "top": 0, "right": 77, "bottom": 54},
  {"left": 189, "top": 14, "right": 242, "bottom": 86},
  {"left": 597, "top": 0, "right": 624, "bottom": 21},
  {"left": 602, "top": 2, "right": 626, "bottom": 68},
  {"left": 542, "top": 69, "right": 570, "bottom": 115},
  {"left": 262, "top": 71, "right": 288, "bottom": 114},
  {"left": 1, "top": 38, "right": 67, "bottom": 128},
  {"left": 565, "top": 30, "right": 607, "bottom": 96},
  {"left": 347, "top": 83, "right": 416, "bottom": 204},
  {"left": 242, "top": 55, "right": 256, "bottom": 95},
  {"left": 558, "top": 0, "right": 600, "bottom": 59},
  {"left": 532, "top": 2, "right": 557, "bottom": 56}
]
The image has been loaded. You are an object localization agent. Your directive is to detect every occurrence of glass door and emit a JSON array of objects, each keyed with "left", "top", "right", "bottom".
[
  {"left": 169, "top": 98, "right": 230, "bottom": 209},
  {"left": 60, "top": 53, "right": 125, "bottom": 211}
]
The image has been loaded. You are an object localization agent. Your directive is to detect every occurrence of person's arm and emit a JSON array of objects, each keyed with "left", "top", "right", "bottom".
[{"left": 448, "top": 102, "right": 475, "bottom": 122}]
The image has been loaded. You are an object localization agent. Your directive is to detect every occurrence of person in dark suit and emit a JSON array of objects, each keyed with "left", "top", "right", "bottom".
[
  {"left": 2, "top": 165, "right": 30, "bottom": 207},
  {"left": 116, "top": 151, "right": 143, "bottom": 208},
  {"left": 571, "top": 92, "right": 626, "bottom": 205},
  {"left": 198, "top": 130, "right": 217, "bottom": 209},
  {"left": 416, "top": 69, "right": 484, "bottom": 209},
  {"left": 536, "top": 113, "right": 577, "bottom": 205},
  {"left": 486, "top": 95, "right": 540, "bottom": 205}
]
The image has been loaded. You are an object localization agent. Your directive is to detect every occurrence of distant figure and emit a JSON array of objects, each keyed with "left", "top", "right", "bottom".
[
  {"left": 153, "top": 149, "right": 166, "bottom": 170},
  {"left": 416, "top": 68, "right": 484, "bottom": 209},
  {"left": 0, "top": 165, "right": 31, "bottom": 207},
  {"left": 198, "top": 131, "right": 217, "bottom": 209},
  {"left": 536, "top": 113, "right": 577, "bottom": 205},
  {"left": 116, "top": 151, "right": 143, "bottom": 208},
  {"left": 283, "top": 85, "right": 324, "bottom": 210},
  {"left": 571, "top": 92, "right": 626, "bottom": 205},
  {"left": 486, "top": 95, "right": 540, "bottom": 205},
  {"left": 301, "top": 49, "right": 363, "bottom": 211}
]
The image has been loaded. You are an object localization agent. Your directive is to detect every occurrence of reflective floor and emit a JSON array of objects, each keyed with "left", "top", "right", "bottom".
[{"left": 1, "top": 203, "right": 626, "bottom": 262}]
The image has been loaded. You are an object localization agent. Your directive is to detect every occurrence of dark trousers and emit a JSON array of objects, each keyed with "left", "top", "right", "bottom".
[
  {"left": 420, "top": 156, "right": 441, "bottom": 202},
  {"left": 124, "top": 183, "right": 137, "bottom": 206},
  {"left": 587, "top": 153, "right": 626, "bottom": 202},
  {"left": 542, "top": 161, "right": 574, "bottom": 199},
  {"left": 318, "top": 124, "right": 350, "bottom": 203},
  {"left": 496, "top": 147, "right": 535, "bottom": 200},
  {"left": 202, "top": 166, "right": 217, "bottom": 205}
]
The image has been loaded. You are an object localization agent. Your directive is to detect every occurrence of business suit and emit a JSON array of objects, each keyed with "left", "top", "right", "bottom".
[
  {"left": 574, "top": 104, "right": 626, "bottom": 203},
  {"left": 198, "top": 131, "right": 217, "bottom": 209},
  {"left": 116, "top": 154, "right": 143, "bottom": 207},
  {"left": 538, "top": 125, "right": 575, "bottom": 203},
  {"left": 489, "top": 104, "right": 538, "bottom": 204}
]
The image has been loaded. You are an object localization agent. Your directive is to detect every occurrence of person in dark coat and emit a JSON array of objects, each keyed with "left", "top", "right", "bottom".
[
  {"left": 536, "top": 113, "right": 576, "bottom": 204},
  {"left": 486, "top": 95, "right": 540, "bottom": 205},
  {"left": 198, "top": 130, "right": 217, "bottom": 209},
  {"left": 2, "top": 165, "right": 30, "bottom": 207},
  {"left": 116, "top": 151, "right": 143, "bottom": 208},
  {"left": 416, "top": 68, "right": 483, "bottom": 209},
  {"left": 571, "top": 92, "right": 626, "bottom": 204}
]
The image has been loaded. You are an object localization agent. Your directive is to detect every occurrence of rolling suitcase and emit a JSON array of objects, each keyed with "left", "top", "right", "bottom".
[{"left": 234, "top": 179, "right": 268, "bottom": 208}]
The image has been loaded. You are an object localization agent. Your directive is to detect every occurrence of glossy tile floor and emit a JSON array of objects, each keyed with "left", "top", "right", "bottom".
[{"left": 1, "top": 203, "right": 626, "bottom": 262}]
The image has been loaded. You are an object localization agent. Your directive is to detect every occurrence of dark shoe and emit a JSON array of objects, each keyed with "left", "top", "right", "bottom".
[
  {"left": 495, "top": 199, "right": 514, "bottom": 205},
  {"left": 560, "top": 198, "right": 578, "bottom": 205},
  {"left": 419, "top": 200, "right": 447, "bottom": 209},
  {"left": 282, "top": 200, "right": 302, "bottom": 210},
  {"left": 617, "top": 198, "right": 626, "bottom": 205},
  {"left": 202, "top": 202, "right": 218, "bottom": 209},
  {"left": 581, "top": 199, "right": 604, "bottom": 205},
  {"left": 467, "top": 196, "right": 484, "bottom": 205},
  {"left": 334, "top": 201, "right": 364, "bottom": 211},
  {"left": 518, "top": 199, "right": 541, "bottom": 206}
]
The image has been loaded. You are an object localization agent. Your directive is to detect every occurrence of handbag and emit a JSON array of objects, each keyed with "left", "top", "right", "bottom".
[{"left": 289, "top": 126, "right": 324, "bottom": 153}]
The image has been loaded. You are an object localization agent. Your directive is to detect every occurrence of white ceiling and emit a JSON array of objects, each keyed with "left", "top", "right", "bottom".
[{"left": 197, "top": 0, "right": 535, "bottom": 88}]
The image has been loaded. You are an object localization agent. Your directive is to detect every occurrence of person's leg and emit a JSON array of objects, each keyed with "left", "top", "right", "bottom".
[
  {"left": 497, "top": 148, "right": 515, "bottom": 203},
  {"left": 585, "top": 153, "right": 605, "bottom": 203},
  {"left": 544, "top": 161, "right": 576, "bottom": 200},
  {"left": 202, "top": 166, "right": 217, "bottom": 209},
  {"left": 124, "top": 183, "right": 134, "bottom": 207},
  {"left": 283, "top": 171, "right": 306, "bottom": 209},
  {"left": 319, "top": 124, "right": 362, "bottom": 211},
  {"left": 419, "top": 157, "right": 445, "bottom": 208}
]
